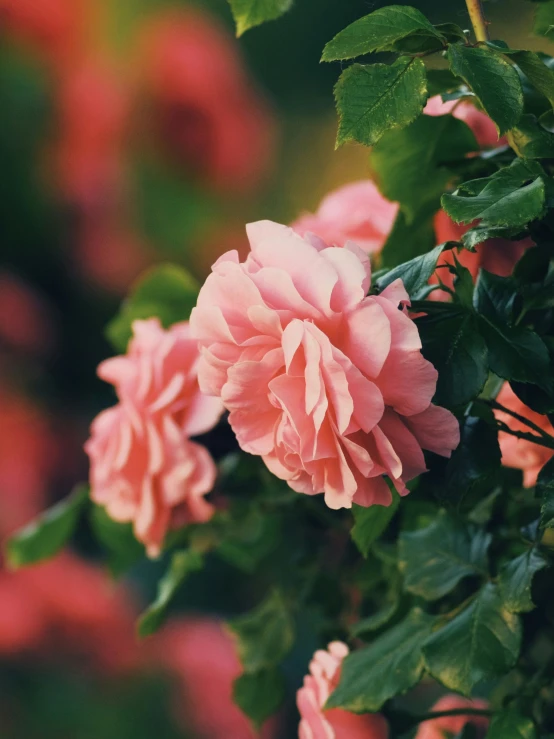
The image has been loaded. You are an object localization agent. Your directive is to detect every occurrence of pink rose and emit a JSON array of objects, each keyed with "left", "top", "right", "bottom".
[
  {"left": 191, "top": 221, "right": 459, "bottom": 510},
  {"left": 415, "top": 695, "right": 489, "bottom": 739},
  {"left": 85, "top": 318, "right": 223, "bottom": 556},
  {"left": 494, "top": 383, "right": 554, "bottom": 487},
  {"left": 153, "top": 618, "right": 278, "bottom": 738},
  {"left": 292, "top": 181, "right": 398, "bottom": 254},
  {"left": 424, "top": 95, "right": 501, "bottom": 149},
  {"left": 297, "top": 642, "right": 389, "bottom": 739},
  {"left": 136, "top": 8, "right": 274, "bottom": 192}
]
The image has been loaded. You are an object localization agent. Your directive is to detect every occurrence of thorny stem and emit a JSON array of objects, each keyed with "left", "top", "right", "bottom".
[
  {"left": 465, "top": 0, "right": 490, "bottom": 42},
  {"left": 479, "top": 398, "right": 554, "bottom": 442},
  {"left": 412, "top": 707, "right": 493, "bottom": 725},
  {"left": 495, "top": 421, "right": 554, "bottom": 451}
]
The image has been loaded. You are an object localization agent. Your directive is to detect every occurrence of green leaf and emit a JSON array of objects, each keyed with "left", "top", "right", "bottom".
[
  {"left": 350, "top": 599, "right": 399, "bottom": 637},
  {"left": 461, "top": 225, "right": 526, "bottom": 250},
  {"left": 232, "top": 668, "right": 285, "bottom": 729},
  {"left": 376, "top": 244, "right": 445, "bottom": 300},
  {"left": 445, "top": 414, "right": 501, "bottom": 499},
  {"left": 426, "top": 68, "right": 463, "bottom": 97},
  {"left": 379, "top": 203, "right": 437, "bottom": 268},
  {"left": 351, "top": 495, "right": 399, "bottom": 558},
  {"left": 106, "top": 264, "right": 200, "bottom": 353},
  {"left": 423, "top": 583, "right": 522, "bottom": 695},
  {"left": 499, "top": 549, "right": 548, "bottom": 613},
  {"left": 538, "top": 457, "right": 554, "bottom": 528},
  {"left": 447, "top": 44, "right": 523, "bottom": 136},
  {"left": 217, "top": 504, "right": 281, "bottom": 573},
  {"left": 370, "top": 114, "right": 478, "bottom": 222},
  {"left": 228, "top": 590, "right": 294, "bottom": 673},
  {"left": 473, "top": 270, "right": 517, "bottom": 323},
  {"left": 442, "top": 159, "right": 546, "bottom": 229},
  {"left": 322, "top": 5, "right": 443, "bottom": 62},
  {"left": 477, "top": 317, "right": 551, "bottom": 392},
  {"left": 227, "top": 0, "right": 292, "bottom": 35},
  {"left": 416, "top": 306, "right": 488, "bottom": 407},
  {"left": 511, "top": 51, "right": 554, "bottom": 108},
  {"left": 534, "top": 2, "right": 554, "bottom": 42},
  {"left": 486, "top": 708, "right": 537, "bottom": 739},
  {"left": 510, "top": 115, "right": 554, "bottom": 158},
  {"left": 399, "top": 512, "right": 490, "bottom": 601},
  {"left": 6, "top": 485, "right": 88, "bottom": 569},
  {"left": 89, "top": 504, "right": 145, "bottom": 577},
  {"left": 335, "top": 58, "right": 427, "bottom": 148},
  {"left": 137, "top": 550, "right": 204, "bottom": 638},
  {"left": 327, "top": 609, "right": 435, "bottom": 712}
]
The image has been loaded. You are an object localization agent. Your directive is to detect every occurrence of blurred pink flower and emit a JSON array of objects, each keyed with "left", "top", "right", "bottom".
[
  {"left": 0, "top": 0, "right": 90, "bottom": 70},
  {"left": 54, "top": 59, "right": 128, "bottom": 211},
  {"left": 152, "top": 618, "right": 279, "bottom": 738},
  {"left": 0, "top": 272, "right": 56, "bottom": 356},
  {"left": 297, "top": 641, "right": 389, "bottom": 739},
  {"left": 415, "top": 695, "right": 489, "bottom": 739},
  {"left": 75, "top": 221, "right": 153, "bottom": 294},
  {"left": 0, "top": 388, "right": 58, "bottom": 539},
  {"left": 86, "top": 318, "right": 223, "bottom": 556},
  {"left": 18, "top": 552, "right": 139, "bottom": 672},
  {"left": 424, "top": 95, "right": 501, "bottom": 149},
  {"left": 0, "top": 552, "right": 139, "bottom": 672},
  {"left": 191, "top": 221, "right": 459, "bottom": 510},
  {"left": 136, "top": 8, "right": 275, "bottom": 192},
  {"left": 432, "top": 211, "right": 532, "bottom": 299},
  {"left": 292, "top": 181, "right": 399, "bottom": 254},
  {"left": 0, "top": 573, "right": 45, "bottom": 655},
  {"left": 494, "top": 383, "right": 554, "bottom": 487}
]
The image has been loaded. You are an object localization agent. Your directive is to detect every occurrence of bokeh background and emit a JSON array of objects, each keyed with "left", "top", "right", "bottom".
[{"left": 0, "top": 0, "right": 547, "bottom": 737}]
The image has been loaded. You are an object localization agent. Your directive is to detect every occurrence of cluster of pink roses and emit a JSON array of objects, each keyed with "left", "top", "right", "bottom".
[
  {"left": 82, "top": 93, "right": 554, "bottom": 737},
  {"left": 297, "top": 642, "right": 489, "bottom": 739}
]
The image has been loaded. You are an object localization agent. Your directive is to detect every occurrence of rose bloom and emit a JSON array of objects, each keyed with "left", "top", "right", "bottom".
[
  {"left": 292, "top": 181, "right": 399, "bottom": 255},
  {"left": 152, "top": 618, "right": 278, "bottom": 738},
  {"left": 191, "top": 221, "right": 459, "bottom": 509},
  {"left": 424, "top": 95, "right": 501, "bottom": 149},
  {"left": 85, "top": 318, "right": 223, "bottom": 556},
  {"left": 135, "top": 8, "right": 274, "bottom": 192},
  {"left": 415, "top": 695, "right": 489, "bottom": 739},
  {"left": 297, "top": 642, "right": 388, "bottom": 739},
  {"left": 494, "top": 383, "right": 554, "bottom": 487}
]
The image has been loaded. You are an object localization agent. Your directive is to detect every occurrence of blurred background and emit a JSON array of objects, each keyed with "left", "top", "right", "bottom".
[{"left": 0, "top": 0, "right": 547, "bottom": 737}]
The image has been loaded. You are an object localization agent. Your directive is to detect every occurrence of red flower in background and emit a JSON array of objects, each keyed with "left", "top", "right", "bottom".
[
  {"left": 136, "top": 8, "right": 275, "bottom": 192},
  {"left": 432, "top": 211, "right": 532, "bottom": 298},
  {"left": 0, "top": 388, "right": 58, "bottom": 539},
  {"left": 0, "top": 272, "right": 56, "bottom": 357},
  {"left": 494, "top": 383, "right": 554, "bottom": 487},
  {"left": 0, "top": 0, "right": 91, "bottom": 71},
  {"left": 153, "top": 618, "right": 279, "bottom": 738},
  {"left": 54, "top": 59, "right": 128, "bottom": 211},
  {"left": 0, "top": 553, "right": 139, "bottom": 673}
]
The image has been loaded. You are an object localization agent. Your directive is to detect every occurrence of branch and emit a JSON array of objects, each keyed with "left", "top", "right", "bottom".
[
  {"left": 465, "top": 0, "right": 490, "bottom": 42},
  {"left": 415, "top": 707, "right": 493, "bottom": 724},
  {"left": 479, "top": 398, "right": 554, "bottom": 443}
]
